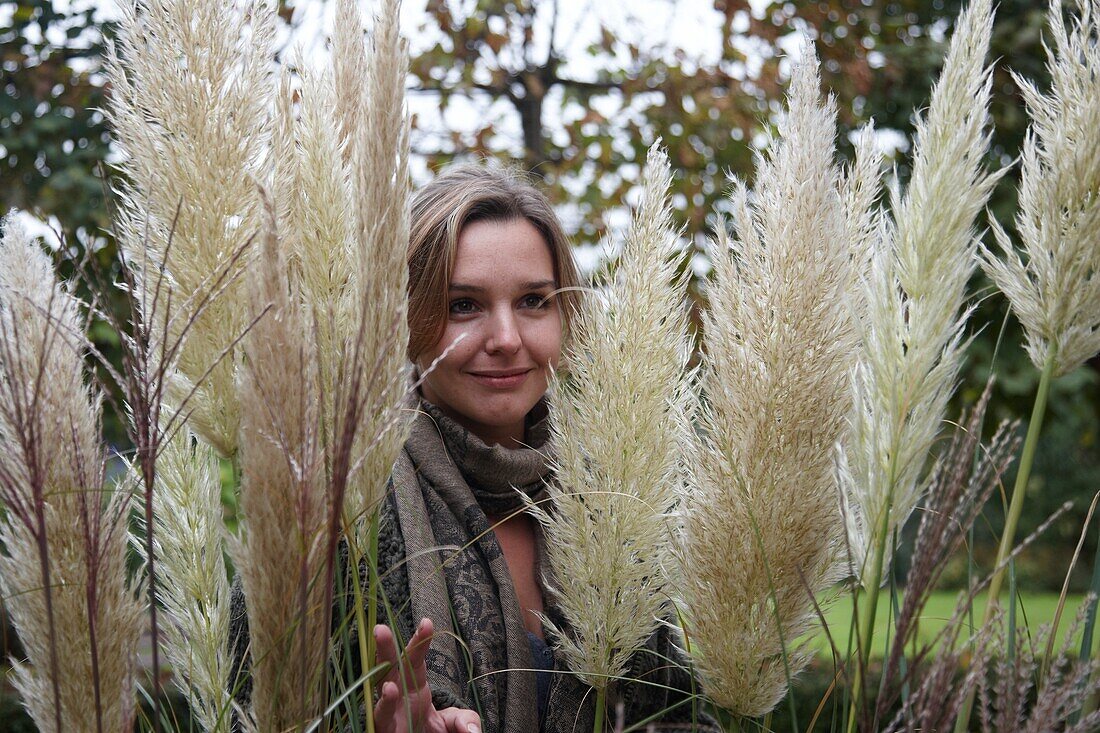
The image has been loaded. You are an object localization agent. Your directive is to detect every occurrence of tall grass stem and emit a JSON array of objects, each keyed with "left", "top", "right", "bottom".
[
  {"left": 1044, "top": 491, "right": 1100, "bottom": 681},
  {"left": 1072, "top": 535, "right": 1100, "bottom": 724},
  {"left": 847, "top": 448, "right": 901, "bottom": 733},
  {"left": 986, "top": 343, "right": 1056, "bottom": 611},
  {"left": 593, "top": 687, "right": 607, "bottom": 733},
  {"left": 366, "top": 510, "right": 381, "bottom": 733},
  {"left": 953, "top": 347, "right": 1055, "bottom": 732}
]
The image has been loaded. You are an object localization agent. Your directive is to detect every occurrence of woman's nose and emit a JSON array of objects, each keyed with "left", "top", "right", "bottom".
[{"left": 485, "top": 310, "right": 522, "bottom": 354}]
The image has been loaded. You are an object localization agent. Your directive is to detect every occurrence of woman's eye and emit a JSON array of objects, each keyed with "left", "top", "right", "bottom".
[
  {"left": 449, "top": 298, "right": 478, "bottom": 315},
  {"left": 522, "top": 293, "right": 552, "bottom": 309}
]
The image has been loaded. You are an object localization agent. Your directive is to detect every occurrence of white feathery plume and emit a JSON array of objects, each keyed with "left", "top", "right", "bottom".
[
  {"left": 842, "top": 125, "right": 885, "bottom": 294},
  {"left": 841, "top": 0, "right": 1001, "bottom": 586},
  {"left": 676, "top": 48, "right": 856, "bottom": 717},
  {"left": 332, "top": 0, "right": 371, "bottom": 166},
  {"left": 104, "top": 0, "right": 276, "bottom": 457},
  {"left": 271, "top": 61, "right": 360, "bottom": 495},
  {"left": 0, "top": 214, "right": 143, "bottom": 732},
  {"left": 277, "top": 66, "right": 357, "bottom": 330},
  {"left": 332, "top": 0, "right": 414, "bottom": 534},
  {"left": 268, "top": 0, "right": 412, "bottom": 543},
  {"left": 137, "top": 426, "right": 232, "bottom": 731},
  {"left": 537, "top": 146, "right": 692, "bottom": 695},
  {"left": 835, "top": 125, "right": 886, "bottom": 588},
  {"left": 980, "top": 0, "right": 1100, "bottom": 378},
  {"left": 229, "top": 195, "right": 331, "bottom": 731}
]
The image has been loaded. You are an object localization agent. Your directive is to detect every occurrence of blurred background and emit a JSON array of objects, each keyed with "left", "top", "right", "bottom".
[{"left": 1, "top": 0, "right": 1096, "bottom": 651}]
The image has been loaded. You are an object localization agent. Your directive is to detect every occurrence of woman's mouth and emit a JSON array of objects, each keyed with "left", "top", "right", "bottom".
[{"left": 468, "top": 368, "right": 532, "bottom": 389}]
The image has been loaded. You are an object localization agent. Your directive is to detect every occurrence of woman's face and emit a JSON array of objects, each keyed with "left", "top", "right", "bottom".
[{"left": 417, "top": 217, "right": 562, "bottom": 447}]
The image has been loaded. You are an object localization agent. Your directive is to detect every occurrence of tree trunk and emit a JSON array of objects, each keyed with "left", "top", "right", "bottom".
[{"left": 511, "top": 67, "right": 555, "bottom": 176}]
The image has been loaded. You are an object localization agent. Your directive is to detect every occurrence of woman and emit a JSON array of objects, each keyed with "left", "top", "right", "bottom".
[
  {"left": 371, "top": 164, "right": 714, "bottom": 733},
  {"left": 231, "top": 163, "right": 712, "bottom": 732}
]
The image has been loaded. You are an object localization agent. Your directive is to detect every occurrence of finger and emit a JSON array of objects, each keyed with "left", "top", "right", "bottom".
[
  {"left": 438, "top": 706, "right": 481, "bottom": 733},
  {"left": 372, "top": 680, "right": 402, "bottom": 733},
  {"left": 374, "top": 624, "right": 401, "bottom": 684},
  {"left": 404, "top": 617, "right": 434, "bottom": 669},
  {"left": 402, "top": 617, "right": 434, "bottom": 687}
]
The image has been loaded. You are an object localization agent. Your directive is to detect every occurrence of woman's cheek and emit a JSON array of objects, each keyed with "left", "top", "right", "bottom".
[
  {"left": 539, "top": 319, "right": 564, "bottom": 367},
  {"left": 442, "top": 323, "right": 480, "bottom": 361}
]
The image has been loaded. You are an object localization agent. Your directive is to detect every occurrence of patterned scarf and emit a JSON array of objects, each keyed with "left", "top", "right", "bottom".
[
  {"left": 391, "top": 397, "right": 598, "bottom": 732},
  {"left": 231, "top": 395, "right": 701, "bottom": 730}
]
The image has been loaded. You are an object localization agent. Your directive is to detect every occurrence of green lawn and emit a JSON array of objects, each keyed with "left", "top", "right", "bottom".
[{"left": 809, "top": 591, "right": 1098, "bottom": 658}]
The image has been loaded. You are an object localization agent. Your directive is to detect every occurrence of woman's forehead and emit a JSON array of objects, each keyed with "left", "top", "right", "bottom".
[{"left": 451, "top": 218, "right": 556, "bottom": 283}]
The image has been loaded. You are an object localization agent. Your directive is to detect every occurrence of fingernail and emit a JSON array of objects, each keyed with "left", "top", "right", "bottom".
[{"left": 467, "top": 724, "right": 480, "bottom": 733}]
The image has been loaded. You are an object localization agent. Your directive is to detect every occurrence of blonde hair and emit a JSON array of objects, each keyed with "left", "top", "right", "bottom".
[{"left": 407, "top": 163, "right": 581, "bottom": 360}]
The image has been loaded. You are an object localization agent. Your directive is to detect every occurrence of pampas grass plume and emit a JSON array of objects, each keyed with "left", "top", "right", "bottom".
[
  {"left": 104, "top": 0, "right": 276, "bottom": 458},
  {"left": 229, "top": 197, "right": 330, "bottom": 730},
  {"left": 537, "top": 145, "right": 693, "bottom": 694},
  {"left": 142, "top": 426, "right": 233, "bottom": 731},
  {"left": 271, "top": 61, "right": 361, "bottom": 502},
  {"left": 980, "top": 0, "right": 1100, "bottom": 378},
  {"left": 676, "top": 48, "right": 855, "bottom": 717},
  {"left": 0, "top": 214, "right": 143, "bottom": 732},
  {"left": 336, "top": 0, "right": 415, "bottom": 533},
  {"left": 841, "top": 0, "right": 1001, "bottom": 585}
]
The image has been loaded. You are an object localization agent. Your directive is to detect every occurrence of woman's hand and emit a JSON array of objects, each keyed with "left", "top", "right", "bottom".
[{"left": 373, "top": 618, "right": 482, "bottom": 733}]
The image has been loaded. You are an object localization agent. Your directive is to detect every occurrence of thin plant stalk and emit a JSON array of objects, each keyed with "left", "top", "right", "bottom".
[
  {"left": 1044, "top": 491, "right": 1100, "bottom": 681},
  {"left": 847, "top": 446, "right": 902, "bottom": 733},
  {"left": 1072, "top": 538, "right": 1100, "bottom": 725},
  {"left": 344, "top": 509, "right": 382, "bottom": 733},
  {"left": 986, "top": 343, "right": 1056, "bottom": 610},
  {"left": 366, "top": 515, "right": 380, "bottom": 733},
  {"left": 27, "top": 468, "right": 63, "bottom": 733},
  {"left": 593, "top": 688, "right": 607, "bottom": 733},
  {"left": 952, "top": 346, "right": 1057, "bottom": 732}
]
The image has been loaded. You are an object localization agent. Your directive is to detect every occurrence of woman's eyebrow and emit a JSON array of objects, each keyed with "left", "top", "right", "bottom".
[
  {"left": 448, "top": 279, "right": 557, "bottom": 292},
  {"left": 448, "top": 283, "right": 485, "bottom": 293},
  {"left": 522, "top": 279, "right": 557, "bottom": 290}
]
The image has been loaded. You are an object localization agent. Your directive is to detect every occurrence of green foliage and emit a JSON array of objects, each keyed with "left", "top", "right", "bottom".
[
  {"left": 0, "top": 0, "right": 113, "bottom": 236},
  {"left": 409, "top": 0, "right": 769, "bottom": 241}
]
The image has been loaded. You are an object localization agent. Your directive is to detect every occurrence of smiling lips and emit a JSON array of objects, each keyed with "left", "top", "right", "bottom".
[{"left": 468, "top": 368, "right": 533, "bottom": 389}]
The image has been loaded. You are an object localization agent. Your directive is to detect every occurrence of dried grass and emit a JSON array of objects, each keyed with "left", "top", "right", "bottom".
[
  {"left": 677, "top": 48, "right": 856, "bottom": 717},
  {"left": 980, "top": 0, "right": 1100, "bottom": 378},
  {"left": 0, "top": 215, "right": 143, "bottom": 732},
  {"left": 537, "top": 145, "right": 693, "bottom": 694}
]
